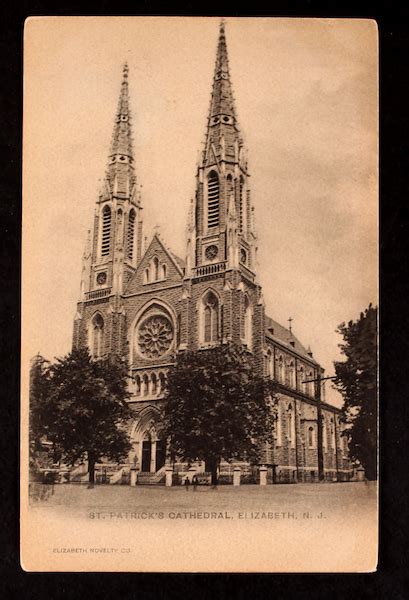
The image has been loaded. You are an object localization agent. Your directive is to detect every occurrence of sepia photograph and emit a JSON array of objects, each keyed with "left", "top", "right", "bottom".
[{"left": 21, "top": 16, "right": 378, "bottom": 572}]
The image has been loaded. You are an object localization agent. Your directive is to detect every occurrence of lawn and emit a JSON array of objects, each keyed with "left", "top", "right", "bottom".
[{"left": 23, "top": 482, "right": 378, "bottom": 572}]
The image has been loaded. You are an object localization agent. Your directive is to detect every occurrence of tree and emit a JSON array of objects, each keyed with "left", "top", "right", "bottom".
[
  {"left": 333, "top": 304, "right": 378, "bottom": 480},
  {"left": 29, "top": 353, "right": 51, "bottom": 474},
  {"left": 31, "top": 348, "right": 133, "bottom": 487},
  {"left": 162, "top": 343, "right": 277, "bottom": 485}
]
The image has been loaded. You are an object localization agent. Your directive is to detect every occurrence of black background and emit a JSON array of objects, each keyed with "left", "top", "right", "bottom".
[{"left": 0, "top": 1, "right": 408, "bottom": 598}]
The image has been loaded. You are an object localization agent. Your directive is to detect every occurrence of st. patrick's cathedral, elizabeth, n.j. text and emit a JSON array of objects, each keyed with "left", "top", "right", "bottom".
[{"left": 72, "top": 22, "right": 352, "bottom": 484}]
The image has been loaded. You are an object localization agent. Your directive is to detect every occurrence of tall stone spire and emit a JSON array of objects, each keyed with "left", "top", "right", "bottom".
[
  {"left": 209, "top": 19, "right": 237, "bottom": 119},
  {"left": 192, "top": 20, "right": 256, "bottom": 276},
  {"left": 104, "top": 63, "right": 137, "bottom": 199},
  {"left": 203, "top": 20, "right": 242, "bottom": 168},
  {"left": 80, "top": 63, "right": 143, "bottom": 302}
]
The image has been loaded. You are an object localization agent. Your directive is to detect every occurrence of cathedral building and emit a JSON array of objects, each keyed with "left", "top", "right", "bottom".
[{"left": 72, "top": 22, "right": 351, "bottom": 484}]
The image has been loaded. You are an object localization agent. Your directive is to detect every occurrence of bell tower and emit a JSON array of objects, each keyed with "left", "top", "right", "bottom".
[
  {"left": 184, "top": 21, "right": 264, "bottom": 362},
  {"left": 81, "top": 63, "right": 143, "bottom": 302},
  {"left": 191, "top": 21, "right": 257, "bottom": 276}
]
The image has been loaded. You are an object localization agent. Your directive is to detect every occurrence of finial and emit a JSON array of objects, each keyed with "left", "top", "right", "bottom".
[
  {"left": 153, "top": 224, "right": 161, "bottom": 237},
  {"left": 123, "top": 62, "right": 129, "bottom": 79},
  {"left": 220, "top": 18, "right": 226, "bottom": 33}
]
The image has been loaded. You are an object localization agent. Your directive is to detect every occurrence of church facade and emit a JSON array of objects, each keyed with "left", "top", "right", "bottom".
[{"left": 72, "top": 23, "right": 352, "bottom": 484}]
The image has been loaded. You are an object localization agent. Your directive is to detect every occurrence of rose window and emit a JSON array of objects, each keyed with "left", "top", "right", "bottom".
[{"left": 137, "top": 315, "right": 173, "bottom": 358}]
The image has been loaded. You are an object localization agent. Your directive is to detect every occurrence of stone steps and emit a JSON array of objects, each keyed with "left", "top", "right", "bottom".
[{"left": 137, "top": 471, "right": 166, "bottom": 485}]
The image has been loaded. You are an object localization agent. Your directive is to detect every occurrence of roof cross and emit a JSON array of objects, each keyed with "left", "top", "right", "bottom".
[{"left": 288, "top": 316, "right": 293, "bottom": 334}]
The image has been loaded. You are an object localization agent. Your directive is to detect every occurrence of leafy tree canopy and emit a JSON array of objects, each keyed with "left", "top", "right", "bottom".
[
  {"left": 30, "top": 348, "right": 133, "bottom": 484},
  {"left": 162, "top": 343, "right": 277, "bottom": 483},
  {"left": 333, "top": 304, "right": 378, "bottom": 480}
]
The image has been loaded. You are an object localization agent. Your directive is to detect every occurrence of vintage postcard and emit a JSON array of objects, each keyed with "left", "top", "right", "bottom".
[{"left": 21, "top": 16, "right": 378, "bottom": 572}]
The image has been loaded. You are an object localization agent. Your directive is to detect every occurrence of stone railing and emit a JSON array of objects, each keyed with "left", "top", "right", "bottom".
[
  {"left": 193, "top": 262, "right": 226, "bottom": 278},
  {"left": 85, "top": 288, "right": 112, "bottom": 301}
]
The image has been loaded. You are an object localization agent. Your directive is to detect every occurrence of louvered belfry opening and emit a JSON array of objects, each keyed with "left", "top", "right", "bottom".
[
  {"left": 101, "top": 205, "right": 111, "bottom": 256},
  {"left": 127, "top": 209, "right": 135, "bottom": 259},
  {"left": 207, "top": 171, "right": 220, "bottom": 228}
]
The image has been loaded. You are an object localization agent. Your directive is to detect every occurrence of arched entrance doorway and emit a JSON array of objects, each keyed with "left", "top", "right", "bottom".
[
  {"left": 131, "top": 408, "right": 166, "bottom": 474},
  {"left": 141, "top": 429, "right": 166, "bottom": 473}
]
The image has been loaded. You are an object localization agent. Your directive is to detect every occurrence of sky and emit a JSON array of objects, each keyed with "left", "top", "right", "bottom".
[{"left": 23, "top": 17, "right": 378, "bottom": 407}]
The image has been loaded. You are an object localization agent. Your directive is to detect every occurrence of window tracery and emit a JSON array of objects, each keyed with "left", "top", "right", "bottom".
[
  {"left": 200, "top": 290, "right": 219, "bottom": 344},
  {"left": 138, "top": 315, "right": 174, "bottom": 358},
  {"left": 90, "top": 313, "right": 104, "bottom": 359}
]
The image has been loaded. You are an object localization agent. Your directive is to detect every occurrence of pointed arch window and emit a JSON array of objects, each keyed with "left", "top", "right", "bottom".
[
  {"left": 127, "top": 209, "right": 136, "bottom": 260},
  {"left": 287, "top": 404, "right": 296, "bottom": 446},
  {"left": 91, "top": 314, "right": 104, "bottom": 359},
  {"left": 277, "top": 355, "right": 284, "bottom": 383},
  {"left": 158, "top": 372, "right": 166, "bottom": 395},
  {"left": 243, "top": 295, "right": 253, "bottom": 349},
  {"left": 151, "top": 373, "right": 158, "bottom": 395},
  {"left": 207, "top": 171, "right": 220, "bottom": 228},
  {"left": 201, "top": 290, "right": 220, "bottom": 344},
  {"left": 330, "top": 419, "right": 337, "bottom": 450},
  {"left": 152, "top": 257, "right": 159, "bottom": 281},
  {"left": 161, "top": 264, "right": 167, "bottom": 280},
  {"left": 323, "top": 418, "right": 328, "bottom": 450},
  {"left": 287, "top": 361, "right": 295, "bottom": 388},
  {"left": 116, "top": 209, "right": 123, "bottom": 246},
  {"left": 226, "top": 173, "right": 233, "bottom": 196},
  {"left": 143, "top": 374, "right": 149, "bottom": 396},
  {"left": 266, "top": 349, "right": 273, "bottom": 378},
  {"left": 307, "top": 371, "right": 314, "bottom": 397},
  {"left": 144, "top": 268, "right": 150, "bottom": 284},
  {"left": 135, "top": 375, "right": 141, "bottom": 396},
  {"left": 275, "top": 407, "right": 282, "bottom": 446},
  {"left": 298, "top": 366, "right": 304, "bottom": 392},
  {"left": 101, "top": 205, "right": 111, "bottom": 257}
]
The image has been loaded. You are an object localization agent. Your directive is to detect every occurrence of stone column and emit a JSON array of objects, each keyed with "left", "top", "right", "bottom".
[
  {"left": 188, "top": 466, "right": 197, "bottom": 482},
  {"left": 130, "top": 467, "right": 137, "bottom": 487},
  {"left": 259, "top": 466, "right": 268, "bottom": 486},
  {"left": 150, "top": 440, "right": 157, "bottom": 473},
  {"left": 233, "top": 467, "right": 241, "bottom": 486},
  {"left": 356, "top": 467, "right": 365, "bottom": 481},
  {"left": 165, "top": 467, "right": 173, "bottom": 487}
]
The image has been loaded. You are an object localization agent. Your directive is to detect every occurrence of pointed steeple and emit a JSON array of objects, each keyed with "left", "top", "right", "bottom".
[
  {"left": 104, "top": 63, "right": 137, "bottom": 199},
  {"left": 209, "top": 19, "right": 237, "bottom": 119},
  {"left": 191, "top": 20, "right": 257, "bottom": 280},
  {"left": 81, "top": 63, "right": 143, "bottom": 303},
  {"left": 203, "top": 20, "right": 242, "bottom": 167},
  {"left": 110, "top": 63, "right": 133, "bottom": 158}
]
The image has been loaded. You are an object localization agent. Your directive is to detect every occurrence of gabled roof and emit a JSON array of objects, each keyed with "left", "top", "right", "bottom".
[
  {"left": 168, "top": 250, "right": 185, "bottom": 271},
  {"left": 265, "top": 315, "right": 318, "bottom": 364},
  {"left": 123, "top": 233, "right": 185, "bottom": 295}
]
